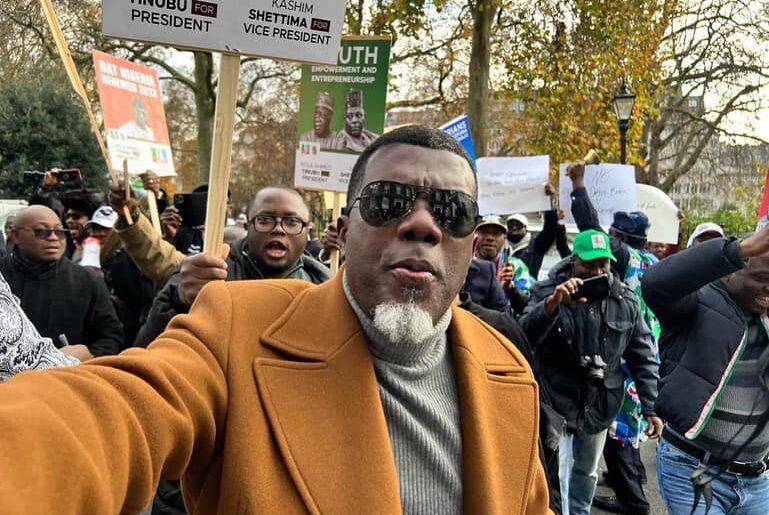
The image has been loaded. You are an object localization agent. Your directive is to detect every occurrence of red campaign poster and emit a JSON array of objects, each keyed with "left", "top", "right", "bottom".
[
  {"left": 759, "top": 167, "right": 769, "bottom": 229},
  {"left": 93, "top": 50, "right": 176, "bottom": 176}
]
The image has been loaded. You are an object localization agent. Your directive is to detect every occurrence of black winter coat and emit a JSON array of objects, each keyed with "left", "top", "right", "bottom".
[
  {"left": 520, "top": 258, "right": 659, "bottom": 433},
  {"left": 641, "top": 237, "right": 751, "bottom": 439},
  {"left": 0, "top": 253, "right": 123, "bottom": 356}
]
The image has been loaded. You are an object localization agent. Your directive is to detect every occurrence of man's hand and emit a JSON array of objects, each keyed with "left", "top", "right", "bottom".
[
  {"left": 739, "top": 223, "right": 769, "bottom": 258},
  {"left": 566, "top": 161, "right": 586, "bottom": 188},
  {"left": 544, "top": 277, "right": 584, "bottom": 316},
  {"left": 322, "top": 223, "right": 343, "bottom": 253},
  {"left": 109, "top": 180, "right": 139, "bottom": 222},
  {"left": 160, "top": 206, "right": 182, "bottom": 240},
  {"left": 61, "top": 344, "right": 94, "bottom": 362},
  {"left": 645, "top": 415, "right": 664, "bottom": 440},
  {"left": 41, "top": 170, "right": 60, "bottom": 190},
  {"left": 499, "top": 264, "right": 515, "bottom": 290},
  {"left": 177, "top": 250, "right": 229, "bottom": 306},
  {"left": 544, "top": 182, "right": 557, "bottom": 197}
]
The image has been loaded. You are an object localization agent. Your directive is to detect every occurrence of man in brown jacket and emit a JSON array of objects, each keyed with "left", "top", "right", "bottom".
[{"left": 0, "top": 126, "right": 551, "bottom": 515}]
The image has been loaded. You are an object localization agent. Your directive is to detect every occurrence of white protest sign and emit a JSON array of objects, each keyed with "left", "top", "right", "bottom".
[
  {"left": 103, "top": 0, "right": 346, "bottom": 65},
  {"left": 636, "top": 184, "right": 679, "bottom": 244},
  {"left": 559, "top": 163, "right": 636, "bottom": 228},
  {"left": 477, "top": 156, "right": 550, "bottom": 215}
]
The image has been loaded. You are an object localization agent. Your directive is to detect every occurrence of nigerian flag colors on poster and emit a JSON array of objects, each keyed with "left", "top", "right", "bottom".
[{"left": 294, "top": 37, "right": 391, "bottom": 193}]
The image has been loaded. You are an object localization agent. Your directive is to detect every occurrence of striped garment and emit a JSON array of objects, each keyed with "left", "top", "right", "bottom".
[{"left": 694, "top": 318, "right": 769, "bottom": 462}]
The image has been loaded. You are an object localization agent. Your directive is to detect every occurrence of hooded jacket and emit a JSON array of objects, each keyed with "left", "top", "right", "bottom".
[
  {"left": 520, "top": 258, "right": 659, "bottom": 433},
  {"left": 134, "top": 238, "right": 331, "bottom": 348}
]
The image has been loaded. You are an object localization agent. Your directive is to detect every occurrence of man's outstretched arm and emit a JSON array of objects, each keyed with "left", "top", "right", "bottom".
[{"left": 0, "top": 281, "right": 231, "bottom": 514}]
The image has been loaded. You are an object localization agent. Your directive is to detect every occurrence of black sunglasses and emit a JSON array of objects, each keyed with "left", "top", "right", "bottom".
[
  {"left": 344, "top": 180, "right": 481, "bottom": 238},
  {"left": 17, "top": 227, "right": 70, "bottom": 240}
]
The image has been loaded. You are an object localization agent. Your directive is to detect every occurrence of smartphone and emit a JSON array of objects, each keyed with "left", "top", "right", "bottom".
[
  {"left": 55, "top": 168, "right": 82, "bottom": 183},
  {"left": 575, "top": 274, "right": 610, "bottom": 300},
  {"left": 174, "top": 193, "right": 208, "bottom": 227}
]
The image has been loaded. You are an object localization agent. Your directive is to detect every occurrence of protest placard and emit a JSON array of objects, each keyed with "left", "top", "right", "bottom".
[
  {"left": 477, "top": 156, "right": 550, "bottom": 215},
  {"left": 440, "top": 115, "right": 476, "bottom": 164},
  {"left": 294, "top": 37, "right": 391, "bottom": 193},
  {"left": 93, "top": 51, "right": 176, "bottom": 177},
  {"left": 559, "top": 163, "right": 636, "bottom": 228},
  {"left": 102, "top": 0, "right": 346, "bottom": 65},
  {"left": 636, "top": 184, "right": 679, "bottom": 244}
]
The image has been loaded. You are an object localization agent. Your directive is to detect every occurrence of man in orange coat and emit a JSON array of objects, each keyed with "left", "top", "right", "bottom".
[{"left": 0, "top": 126, "right": 551, "bottom": 515}]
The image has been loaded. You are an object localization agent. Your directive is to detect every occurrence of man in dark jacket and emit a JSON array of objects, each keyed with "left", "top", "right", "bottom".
[
  {"left": 462, "top": 257, "right": 509, "bottom": 312},
  {"left": 0, "top": 206, "right": 123, "bottom": 358},
  {"left": 521, "top": 229, "right": 660, "bottom": 515},
  {"left": 136, "top": 186, "right": 331, "bottom": 347},
  {"left": 642, "top": 227, "right": 769, "bottom": 515},
  {"left": 566, "top": 161, "right": 659, "bottom": 515}
]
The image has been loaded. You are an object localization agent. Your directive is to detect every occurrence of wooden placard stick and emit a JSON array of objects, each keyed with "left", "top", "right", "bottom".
[
  {"left": 39, "top": 0, "right": 118, "bottom": 185},
  {"left": 122, "top": 159, "right": 133, "bottom": 225},
  {"left": 202, "top": 53, "right": 241, "bottom": 256},
  {"left": 329, "top": 192, "right": 342, "bottom": 274},
  {"left": 146, "top": 189, "right": 162, "bottom": 235}
]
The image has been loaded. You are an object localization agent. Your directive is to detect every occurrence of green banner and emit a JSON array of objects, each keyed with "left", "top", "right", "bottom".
[{"left": 295, "top": 37, "right": 391, "bottom": 192}]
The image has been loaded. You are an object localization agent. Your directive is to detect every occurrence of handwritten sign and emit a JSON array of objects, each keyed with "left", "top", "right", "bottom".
[
  {"left": 477, "top": 156, "right": 550, "bottom": 215},
  {"left": 559, "top": 163, "right": 636, "bottom": 228},
  {"left": 103, "top": 0, "right": 346, "bottom": 65}
]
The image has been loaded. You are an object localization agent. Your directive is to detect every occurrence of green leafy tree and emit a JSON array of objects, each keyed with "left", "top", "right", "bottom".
[{"left": 0, "top": 70, "right": 109, "bottom": 198}]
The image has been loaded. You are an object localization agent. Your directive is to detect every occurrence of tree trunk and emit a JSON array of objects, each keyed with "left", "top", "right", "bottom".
[
  {"left": 348, "top": 0, "right": 364, "bottom": 36},
  {"left": 193, "top": 51, "right": 215, "bottom": 184},
  {"left": 468, "top": 0, "right": 497, "bottom": 158}
]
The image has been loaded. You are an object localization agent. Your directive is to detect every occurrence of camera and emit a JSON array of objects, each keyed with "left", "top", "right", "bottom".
[{"left": 580, "top": 354, "right": 607, "bottom": 385}]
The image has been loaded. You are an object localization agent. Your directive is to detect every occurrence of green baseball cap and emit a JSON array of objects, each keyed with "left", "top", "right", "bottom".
[{"left": 573, "top": 229, "right": 616, "bottom": 262}]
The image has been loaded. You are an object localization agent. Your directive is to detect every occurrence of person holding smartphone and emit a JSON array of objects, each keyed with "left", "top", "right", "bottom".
[{"left": 520, "top": 229, "right": 661, "bottom": 515}]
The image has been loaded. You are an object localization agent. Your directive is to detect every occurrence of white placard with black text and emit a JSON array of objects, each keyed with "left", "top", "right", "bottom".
[
  {"left": 103, "top": 0, "right": 346, "bottom": 64},
  {"left": 559, "top": 163, "right": 637, "bottom": 228},
  {"left": 477, "top": 156, "right": 550, "bottom": 215}
]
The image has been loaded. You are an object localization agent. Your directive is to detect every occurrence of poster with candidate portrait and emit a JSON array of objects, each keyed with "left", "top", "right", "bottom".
[
  {"left": 294, "top": 37, "right": 391, "bottom": 192},
  {"left": 93, "top": 50, "right": 176, "bottom": 177}
]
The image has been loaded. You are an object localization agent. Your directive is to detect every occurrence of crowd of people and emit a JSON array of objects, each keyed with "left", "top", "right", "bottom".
[{"left": 0, "top": 125, "right": 768, "bottom": 515}]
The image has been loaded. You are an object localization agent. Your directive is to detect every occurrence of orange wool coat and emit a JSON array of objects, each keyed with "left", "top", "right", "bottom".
[{"left": 0, "top": 273, "right": 551, "bottom": 514}]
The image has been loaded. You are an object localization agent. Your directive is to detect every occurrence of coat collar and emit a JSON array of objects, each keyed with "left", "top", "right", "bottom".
[{"left": 253, "top": 272, "right": 541, "bottom": 514}]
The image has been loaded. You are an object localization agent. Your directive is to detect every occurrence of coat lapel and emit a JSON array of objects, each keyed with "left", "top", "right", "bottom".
[
  {"left": 253, "top": 274, "right": 401, "bottom": 515},
  {"left": 450, "top": 307, "right": 542, "bottom": 515}
]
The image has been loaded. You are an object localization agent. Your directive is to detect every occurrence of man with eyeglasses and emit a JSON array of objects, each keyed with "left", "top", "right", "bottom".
[
  {"left": 0, "top": 205, "right": 123, "bottom": 360},
  {"left": 133, "top": 186, "right": 330, "bottom": 347},
  {"left": 0, "top": 126, "right": 549, "bottom": 514}
]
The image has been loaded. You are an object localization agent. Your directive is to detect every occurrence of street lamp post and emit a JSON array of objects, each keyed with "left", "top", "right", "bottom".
[{"left": 613, "top": 82, "right": 636, "bottom": 164}]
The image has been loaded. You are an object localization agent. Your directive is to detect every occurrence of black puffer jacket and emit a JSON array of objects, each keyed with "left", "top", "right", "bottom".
[
  {"left": 134, "top": 238, "right": 331, "bottom": 347},
  {"left": 641, "top": 237, "right": 749, "bottom": 439},
  {"left": 520, "top": 258, "right": 659, "bottom": 433}
]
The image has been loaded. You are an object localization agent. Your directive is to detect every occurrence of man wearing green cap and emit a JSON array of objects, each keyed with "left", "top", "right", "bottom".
[{"left": 521, "top": 229, "right": 660, "bottom": 515}]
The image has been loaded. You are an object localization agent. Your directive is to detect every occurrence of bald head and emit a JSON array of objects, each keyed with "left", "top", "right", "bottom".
[{"left": 13, "top": 205, "right": 67, "bottom": 262}]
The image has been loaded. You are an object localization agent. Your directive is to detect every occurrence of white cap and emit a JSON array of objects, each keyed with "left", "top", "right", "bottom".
[
  {"left": 507, "top": 213, "right": 529, "bottom": 228},
  {"left": 86, "top": 206, "right": 118, "bottom": 229},
  {"left": 475, "top": 215, "right": 507, "bottom": 232},
  {"left": 687, "top": 222, "right": 725, "bottom": 247}
]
